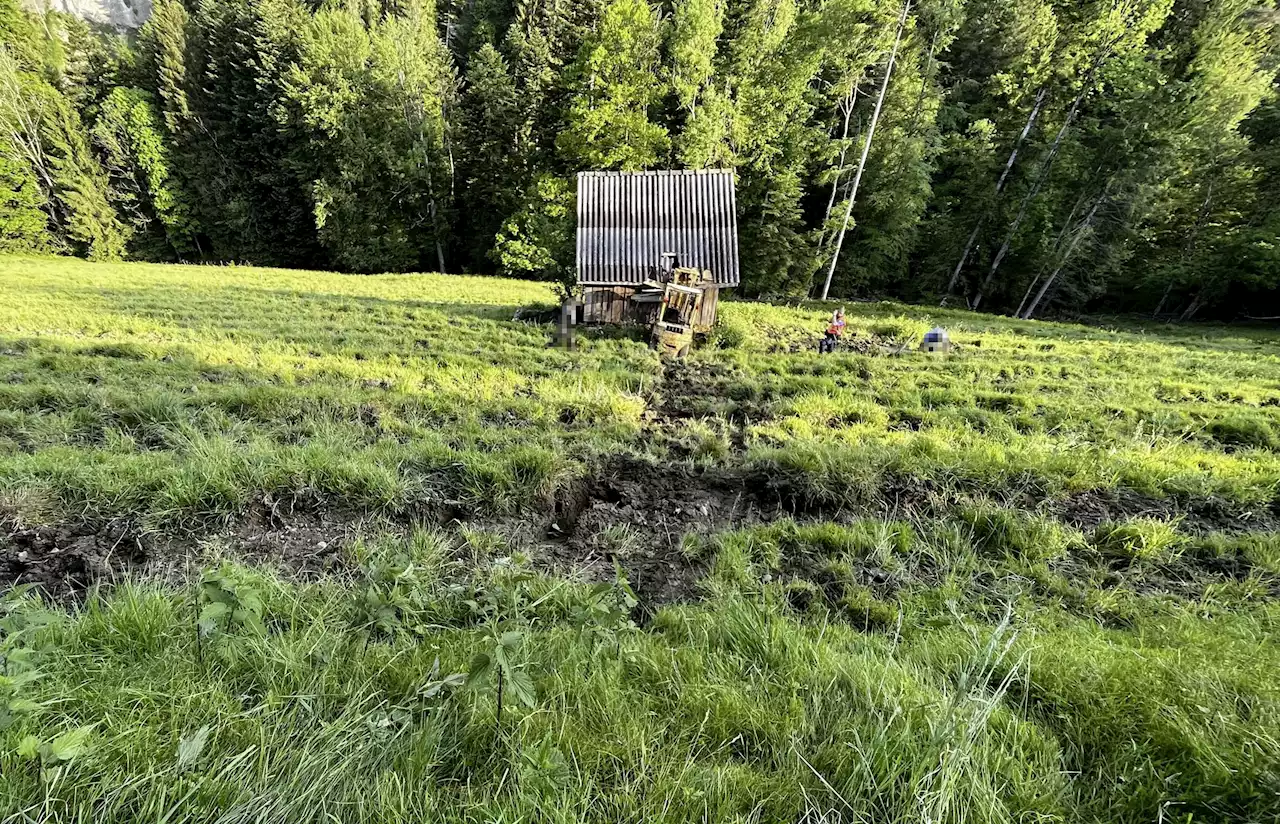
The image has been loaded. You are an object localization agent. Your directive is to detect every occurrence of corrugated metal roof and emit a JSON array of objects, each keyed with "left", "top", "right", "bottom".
[{"left": 576, "top": 170, "right": 740, "bottom": 287}]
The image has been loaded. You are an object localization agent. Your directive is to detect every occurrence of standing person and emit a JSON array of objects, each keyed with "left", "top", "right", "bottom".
[{"left": 820, "top": 308, "right": 846, "bottom": 354}]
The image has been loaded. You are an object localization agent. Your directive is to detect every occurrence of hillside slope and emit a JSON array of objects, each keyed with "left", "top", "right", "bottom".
[{"left": 1, "top": 255, "right": 1279, "bottom": 823}]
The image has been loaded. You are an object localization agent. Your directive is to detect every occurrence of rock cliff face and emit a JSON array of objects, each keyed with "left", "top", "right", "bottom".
[{"left": 22, "top": 0, "right": 152, "bottom": 32}]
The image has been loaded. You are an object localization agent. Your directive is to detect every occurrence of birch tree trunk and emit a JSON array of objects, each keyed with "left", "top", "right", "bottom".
[
  {"left": 820, "top": 0, "right": 910, "bottom": 301},
  {"left": 1022, "top": 188, "right": 1106, "bottom": 319},
  {"left": 1151, "top": 282, "right": 1175, "bottom": 319},
  {"left": 816, "top": 84, "right": 860, "bottom": 252},
  {"left": 971, "top": 50, "right": 1109, "bottom": 310},
  {"left": 942, "top": 86, "right": 1047, "bottom": 300},
  {"left": 1014, "top": 185, "right": 1090, "bottom": 318},
  {"left": 1153, "top": 179, "right": 1216, "bottom": 318},
  {"left": 0, "top": 53, "right": 60, "bottom": 226},
  {"left": 1179, "top": 288, "right": 1208, "bottom": 321}
]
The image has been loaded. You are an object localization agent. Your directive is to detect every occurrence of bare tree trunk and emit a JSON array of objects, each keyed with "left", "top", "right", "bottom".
[
  {"left": 820, "top": 0, "right": 911, "bottom": 301},
  {"left": 0, "top": 53, "right": 60, "bottom": 226},
  {"left": 1179, "top": 288, "right": 1207, "bottom": 322},
  {"left": 1152, "top": 282, "right": 1174, "bottom": 319},
  {"left": 1153, "top": 179, "right": 1216, "bottom": 319},
  {"left": 996, "top": 87, "right": 1048, "bottom": 194},
  {"left": 433, "top": 213, "right": 448, "bottom": 273},
  {"left": 1015, "top": 194, "right": 1084, "bottom": 317},
  {"left": 942, "top": 86, "right": 1048, "bottom": 300},
  {"left": 816, "top": 84, "right": 861, "bottom": 252},
  {"left": 391, "top": 6, "right": 450, "bottom": 274},
  {"left": 971, "top": 52, "right": 1108, "bottom": 311},
  {"left": 943, "top": 223, "right": 983, "bottom": 302},
  {"left": 1022, "top": 189, "right": 1106, "bottom": 319}
]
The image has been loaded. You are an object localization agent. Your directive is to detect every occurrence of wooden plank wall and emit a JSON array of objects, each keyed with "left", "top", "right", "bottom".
[
  {"left": 583, "top": 287, "right": 642, "bottom": 324},
  {"left": 697, "top": 287, "right": 719, "bottom": 331},
  {"left": 582, "top": 286, "right": 721, "bottom": 329}
]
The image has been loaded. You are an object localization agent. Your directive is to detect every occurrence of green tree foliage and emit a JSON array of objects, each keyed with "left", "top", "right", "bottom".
[
  {"left": 491, "top": 173, "right": 574, "bottom": 282},
  {"left": 138, "top": 0, "right": 193, "bottom": 135},
  {"left": 0, "top": 48, "right": 128, "bottom": 260},
  {"left": 669, "top": 0, "right": 725, "bottom": 114},
  {"left": 2, "top": 0, "right": 1278, "bottom": 321},
  {"left": 0, "top": 146, "right": 51, "bottom": 254},
  {"left": 556, "top": 0, "right": 669, "bottom": 170},
  {"left": 456, "top": 43, "right": 525, "bottom": 269},
  {"left": 283, "top": 0, "right": 454, "bottom": 273},
  {"left": 92, "top": 87, "right": 197, "bottom": 258},
  {"left": 0, "top": 0, "right": 42, "bottom": 72}
]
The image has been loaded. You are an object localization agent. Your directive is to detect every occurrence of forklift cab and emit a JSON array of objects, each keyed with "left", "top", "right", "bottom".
[{"left": 649, "top": 253, "right": 709, "bottom": 359}]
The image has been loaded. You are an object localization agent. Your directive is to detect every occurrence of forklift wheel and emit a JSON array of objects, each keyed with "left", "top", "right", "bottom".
[{"left": 677, "top": 345, "right": 690, "bottom": 359}]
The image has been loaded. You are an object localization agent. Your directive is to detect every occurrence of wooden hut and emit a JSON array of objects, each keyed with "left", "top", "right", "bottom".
[{"left": 576, "top": 170, "right": 739, "bottom": 328}]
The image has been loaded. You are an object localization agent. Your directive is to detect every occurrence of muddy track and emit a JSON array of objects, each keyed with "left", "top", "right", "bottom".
[
  {"left": 539, "top": 457, "right": 781, "bottom": 606},
  {"left": 0, "top": 500, "right": 361, "bottom": 601},
  {"left": 531, "top": 361, "right": 800, "bottom": 606},
  {"left": 2, "top": 360, "right": 1278, "bottom": 605},
  {"left": 0, "top": 520, "right": 148, "bottom": 597},
  {"left": 1052, "top": 487, "right": 1280, "bottom": 535},
  {"left": 4, "top": 467, "right": 1279, "bottom": 611}
]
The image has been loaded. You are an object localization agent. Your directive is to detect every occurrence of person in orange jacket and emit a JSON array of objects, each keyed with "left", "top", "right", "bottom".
[{"left": 820, "top": 308, "right": 846, "bottom": 354}]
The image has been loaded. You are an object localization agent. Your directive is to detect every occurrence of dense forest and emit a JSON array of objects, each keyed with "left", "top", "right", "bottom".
[{"left": 1, "top": 0, "right": 1278, "bottom": 319}]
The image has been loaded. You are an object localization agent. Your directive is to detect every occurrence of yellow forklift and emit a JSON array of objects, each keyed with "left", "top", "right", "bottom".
[{"left": 632, "top": 253, "right": 712, "bottom": 359}]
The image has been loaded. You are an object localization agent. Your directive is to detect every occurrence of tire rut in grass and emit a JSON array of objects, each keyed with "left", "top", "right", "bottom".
[
  {"left": 643, "top": 360, "right": 772, "bottom": 457},
  {"left": 1053, "top": 488, "right": 1280, "bottom": 535},
  {"left": 533, "top": 361, "right": 793, "bottom": 608},
  {"left": 541, "top": 456, "right": 775, "bottom": 608},
  {"left": 0, "top": 495, "right": 358, "bottom": 601},
  {"left": 0, "top": 520, "right": 147, "bottom": 599}
]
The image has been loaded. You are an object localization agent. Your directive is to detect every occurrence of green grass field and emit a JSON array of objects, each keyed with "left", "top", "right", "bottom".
[{"left": 2, "top": 255, "right": 1280, "bottom": 823}]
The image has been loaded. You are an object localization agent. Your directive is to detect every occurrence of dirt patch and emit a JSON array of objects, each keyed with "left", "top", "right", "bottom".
[
  {"left": 772, "top": 332, "right": 907, "bottom": 356},
  {"left": 1055, "top": 489, "right": 1180, "bottom": 530},
  {"left": 540, "top": 457, "right": 774, "bottom": 607},
  {"left": 649, "top": 361, "right": 770, "bottom": 425},
  {"left": 0, "top": 520, "right": 148, "bottom": 599},
  {"left": 1055, "top": 488, "right": 1279, "bottom": 535},
  {"left": 0, "top": 495, "right": 363, "bottom": 598},
  {"left": 230, "top": 500, "right": 357, "bottom": 578}
]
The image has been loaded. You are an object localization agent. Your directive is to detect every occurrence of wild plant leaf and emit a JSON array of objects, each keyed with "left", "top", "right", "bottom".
[
  {"left": 507, "top": 668, "right": 537, "bottom": 709},
  {"left": 234, "top": 608, "right": 265, "bottom": 635},
  {"left": 47, "top": 726, "right": 93, "bottom": 762},
  {"left": 493, "top": 643, "right": 511, "bottom": 673},
  {"left": 422, "top": 671, "right": 467, "bottom": 699},
  {"left": 201, "top": 580, "right": 235, "bottom": 605},
  {"left": 176, "top": 724, "right": 211, "bottom": 768},
  {"left": 5, "top": 648, "right": 41, "bottom": 676},
  {"left": 199, "top": 602, "right": 229, "bottom": 624},
  {"left": 7, "top": 698, "right": 41, "bottom": 714},
  {"left": 499, "top": 631, "right": 523, "bottom": 651},
  {"left": 9, "top": 668, "right": 43, "bottom": 687},
  {"left": 613, "top": 563, "right": 639, "bottom": 609},
  {"left": 198, "top": 602, "right": 228, "bottom": 637},
  {"left": 466, "top": 652, "right": 493, "bottom": 687},
  {"left": 239, "top": 590, "right": 263, "bottom": 612},
  {"left": 16, "top": 734, "right": 40, "bottom": 759}
]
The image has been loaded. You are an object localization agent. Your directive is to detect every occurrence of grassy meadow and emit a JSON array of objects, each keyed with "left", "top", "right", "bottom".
[{"left": 2, "top": 255, "right": 1280, "bottom": 823}]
